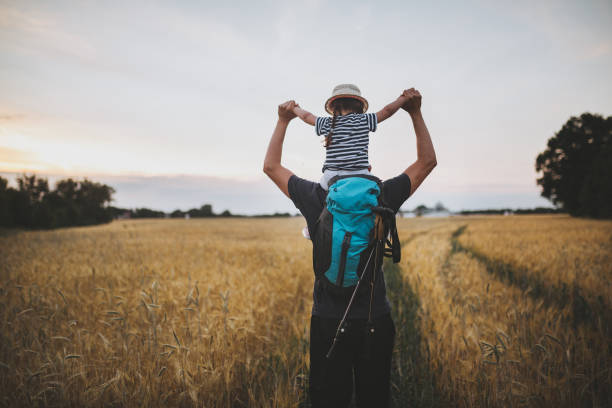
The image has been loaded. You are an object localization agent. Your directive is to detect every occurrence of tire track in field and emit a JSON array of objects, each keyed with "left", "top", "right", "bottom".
[
  {"left": 449, "top": 225, "right": 611, "bottom": 331},
  {"left": 385, "top": 231, "right": 449, "bottom": 408}
]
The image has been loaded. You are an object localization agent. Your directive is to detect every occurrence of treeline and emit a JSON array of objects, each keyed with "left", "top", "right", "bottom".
[
  {"left": 0, "top": 174, "right": 114, "bottom": 229},
  {"left": 458, "top": 207, "right": 564, "bottom": 216},
  {"left": 108, "top": 204, "right": 223, "bottom": 219},
  {"left": 409, "top": 202, "right": 449, "bottom": 216},
  {"left": 0, "top": 173, "right": 293, "bottom": 229},
  {"left": 403, "top": 203, "right": 562, "bottom": 217},
  {"left": 108, "top": 204, "right": 293, "bottom": 219}
]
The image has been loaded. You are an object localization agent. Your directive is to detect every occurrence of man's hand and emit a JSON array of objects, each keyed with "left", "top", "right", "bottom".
[
  {"left": 401, "top": 87, "right": 435, "bottom": 196},
  {"left": 264, "top": 101, "right": 297, "bottom": 198},
  {"left": 278, "top": 100, "right": 298, "bottom": 122},
  {"left": 401, "top": 88, "right": 422, "bottom": 114}
]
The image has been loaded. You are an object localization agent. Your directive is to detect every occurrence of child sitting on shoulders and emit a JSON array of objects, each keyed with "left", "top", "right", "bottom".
[{"left": 292, "top": 83, "right": 408, "bottom": 190}]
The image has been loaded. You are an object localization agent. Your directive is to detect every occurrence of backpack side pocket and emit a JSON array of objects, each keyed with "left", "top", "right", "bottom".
[{"left": 312, "top": 208, "right": 333, "bottom": 278}]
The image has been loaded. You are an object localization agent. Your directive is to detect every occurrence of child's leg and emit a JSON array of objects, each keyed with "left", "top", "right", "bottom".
[
  {"left": 320, "top": 170, "right": 341, "bottom": 191},
  {"left": 336, "top": 169, "right": 371, "bottom": 177},
  {"left": 321, "top": 169, "right": 372, "bottom": 190}
]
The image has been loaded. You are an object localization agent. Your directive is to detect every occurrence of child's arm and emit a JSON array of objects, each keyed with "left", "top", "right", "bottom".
[
  {"left": 376, "top": 94, "right": 407, "bottom": 123},
  {"left": 292, "top": 105, "right": 316, "bottom": 126}
]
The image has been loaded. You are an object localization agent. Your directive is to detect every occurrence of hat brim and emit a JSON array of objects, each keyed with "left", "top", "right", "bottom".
[{"left": 325, "top": 94, "right": 369, "bottom": 115}]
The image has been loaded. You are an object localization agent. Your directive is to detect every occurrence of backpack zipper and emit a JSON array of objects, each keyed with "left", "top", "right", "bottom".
[{"left": 336, "top": 232, "right": 353, "bottom": 287}]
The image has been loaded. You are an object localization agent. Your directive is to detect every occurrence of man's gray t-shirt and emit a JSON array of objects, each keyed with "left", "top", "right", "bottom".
[{"left": 288, "top": 173, "right": 412, "bottom": 319}]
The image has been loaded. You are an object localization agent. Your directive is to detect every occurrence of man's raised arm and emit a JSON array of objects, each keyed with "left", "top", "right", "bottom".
[
  {"left": 263, "top": 100, "right": 297, "bottom": 198},
  {"left": 401, "top": 89, "right": 437, "bottom": 196}
]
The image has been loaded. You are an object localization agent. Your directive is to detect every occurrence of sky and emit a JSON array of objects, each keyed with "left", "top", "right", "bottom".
[{"left": 1, "top": 0, "right": 611, "bottom": 214}]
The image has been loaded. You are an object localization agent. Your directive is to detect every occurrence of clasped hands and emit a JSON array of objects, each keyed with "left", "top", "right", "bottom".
[{"left": 278, "top": 88, "right": 421, "bottom": 121}]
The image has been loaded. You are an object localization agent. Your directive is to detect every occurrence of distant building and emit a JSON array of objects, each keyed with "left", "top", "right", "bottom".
[
  {"left": 398, "top": 209, "right": 451, "bottom": 218},
  {"left": 424, "top": 210, "right": 452, "bottom": 218}
]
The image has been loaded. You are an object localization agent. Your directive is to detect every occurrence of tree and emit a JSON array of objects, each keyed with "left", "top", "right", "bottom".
[
  {"left": 0, "top": 177, "right": 10, "bottom": 226},
  {"left": 17, "top": 174, "right": 49, "bottom": 202},
  {"left": 187, "top": 204, "right": 214, "bottom": 218},
  {"left": 414, "top": 204, "right": 429, "bottom": 217},
  {"left": 75, "top": 179, "right": 115, "bottom": 224},
  {"left": 14, "top": 174, "right": 49, "bottom": 227},
  {"left": 535, "top": 113, "right": 612, "bottom": 218},
  {"left": 170, "top": 209, "right": 185, "bottom": 218},
  {"left": 199, "top": 204, "right": 213, "bottom": 217},
  {"left": 434, "top": 202, "right": 448, "bottom": 212},
  {"left": 0, "top": 174, "right": 117, "bottom": 228},
  {"left": 132, "top": 208, "right": 166, "bottom": 218}
]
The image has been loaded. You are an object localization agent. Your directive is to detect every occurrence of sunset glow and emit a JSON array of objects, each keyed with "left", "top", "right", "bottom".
[{"left": 1, "top": 0, "right": 611, "bottom": 212}]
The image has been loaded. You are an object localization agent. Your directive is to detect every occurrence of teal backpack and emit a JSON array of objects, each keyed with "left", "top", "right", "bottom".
[{"left": 312, "top": 175, "right": 401, "bottom": 298}]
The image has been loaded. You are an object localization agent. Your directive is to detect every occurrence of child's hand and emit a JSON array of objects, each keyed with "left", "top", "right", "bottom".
[
  {"left": 401, "top": 88, "right": 422, "bottom": 113},
  {"left": 292, "top": 103, "right": 316, "bottom": 126}
]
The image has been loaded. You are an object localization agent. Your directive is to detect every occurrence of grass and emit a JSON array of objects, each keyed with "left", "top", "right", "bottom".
[
  {"left": 1, "top": 215, "right": 610, "bottom": 406},
  {"left": 451, "top": 225, "right": 611, "bottom": 330},
  {"left": 386, "top": 258, "right": 447, "bottom": 407}
]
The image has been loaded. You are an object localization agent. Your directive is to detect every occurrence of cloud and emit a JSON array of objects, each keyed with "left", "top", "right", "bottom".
[
  {"left": 0, "top": 113, "right": 26, "bottom": 122},
  {"left": 0, "top": 4, "right": 97, "bottom": 62},
  {"left": 586, "top": 41, "right": 612, "bottom": 59},
  {"left": 498, "top": 0, "right": 612, "bottom": 60},
  {"left": 0, "top": 146, "right": 38, "bottom": 163},
  {"left": 0, "top": 146, "right": 63, "bottom": 173},
  {"left": 0, "top": 0, "right": 609, "bottom": 214}
]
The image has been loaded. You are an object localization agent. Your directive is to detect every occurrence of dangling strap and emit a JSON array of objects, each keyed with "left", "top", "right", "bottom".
[
  {"left": 372, "top": 206, "right": 401, "bottom": 263},
  {"left": 364, "top": 215, "right": 386, "bottom": 359},
  {"left": 367, "top": 232, "right": 381, "bottom": 325},
  {"left": 385, "top": 214, "right": 401, "bottom": 263},
  {"left": 326, "top": 244, "right": 377, "bottom": 360}
]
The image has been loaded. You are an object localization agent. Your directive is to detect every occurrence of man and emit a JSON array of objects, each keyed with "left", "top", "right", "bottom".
[{"left": 263, "top": 88, "right": 436, "bottom": 407}]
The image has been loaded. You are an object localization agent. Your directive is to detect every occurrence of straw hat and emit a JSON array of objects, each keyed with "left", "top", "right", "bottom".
[{"left": 324, "top": 84, "right": 369, "bottom": 114}]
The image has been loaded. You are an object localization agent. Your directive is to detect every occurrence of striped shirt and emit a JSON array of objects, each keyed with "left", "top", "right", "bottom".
[{"left": 315, "top": 113, "right": 377, "bottom": 172}]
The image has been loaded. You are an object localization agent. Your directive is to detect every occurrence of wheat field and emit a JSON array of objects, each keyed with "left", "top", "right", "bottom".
[{"left": 0, "top": 215, "right": 610, "bottom": 407}]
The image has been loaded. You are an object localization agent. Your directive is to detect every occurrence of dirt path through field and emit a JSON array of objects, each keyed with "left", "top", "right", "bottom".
[
  {"left": 387, "top": 259, "right": 448, "bottom": 407},
  {"left": 451, "top": 225, "right": 612, "bottom": 331},
  {"left": 383, "top": 229, "right": 449, "bottom": 407}
]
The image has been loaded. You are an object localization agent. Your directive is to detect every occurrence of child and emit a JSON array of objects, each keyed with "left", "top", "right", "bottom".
[{"left": 293, "top": 83, "right": 407, "bottom": 190}]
